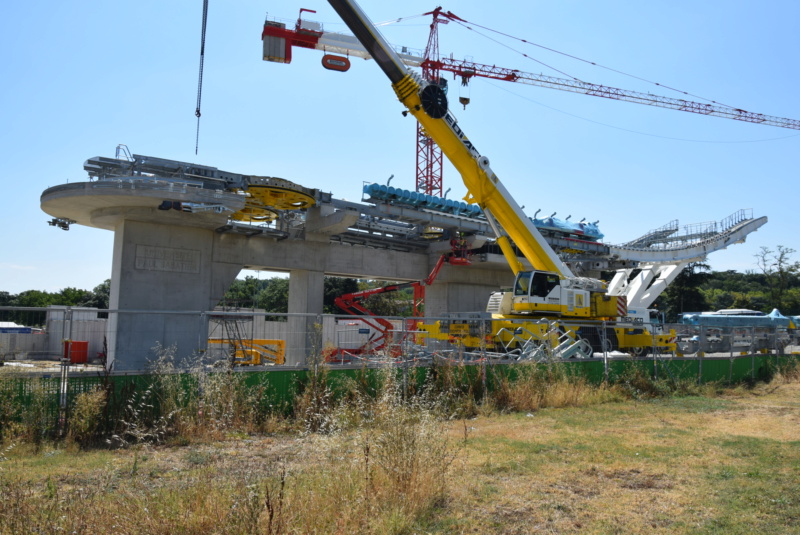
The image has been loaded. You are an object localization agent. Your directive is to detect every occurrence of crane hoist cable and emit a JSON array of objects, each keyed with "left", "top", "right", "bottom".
[
  {"left": 195, "top": 0, "right": 209, "bottom": 154},
  {"left": 445, "top": 15, "right": 737, "bottom": 110}
]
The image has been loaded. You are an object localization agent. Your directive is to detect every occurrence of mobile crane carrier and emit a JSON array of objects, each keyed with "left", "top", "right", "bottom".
[{"left": 323, "top": 0, "right": 674, "bottom": 357}]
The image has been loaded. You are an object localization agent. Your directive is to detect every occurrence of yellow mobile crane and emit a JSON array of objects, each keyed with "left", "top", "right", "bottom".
[{"left": 324, "top": 0, "right": 674, "bottom": 356}]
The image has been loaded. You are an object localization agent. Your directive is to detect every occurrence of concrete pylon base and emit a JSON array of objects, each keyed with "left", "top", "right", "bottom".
[
  {"left": 107, "top": 220, "right": 241, "bottom": 372},
  {"left": 286, "top": 269, "right": 325, "bottom": 366}
]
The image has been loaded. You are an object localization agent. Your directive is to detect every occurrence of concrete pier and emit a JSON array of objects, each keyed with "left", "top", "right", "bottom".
[{"left": 41, "top": 183, "right": 514, "bottom": 370}]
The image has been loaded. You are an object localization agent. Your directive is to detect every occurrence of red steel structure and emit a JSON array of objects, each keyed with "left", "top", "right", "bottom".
[{"left": 263, "top": 7, "right": 800, "bottom": 198}]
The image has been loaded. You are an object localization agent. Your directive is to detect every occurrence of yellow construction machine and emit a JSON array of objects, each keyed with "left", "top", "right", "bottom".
[{"left": 324, "top": 0, "right": 675, "bottom": 358}]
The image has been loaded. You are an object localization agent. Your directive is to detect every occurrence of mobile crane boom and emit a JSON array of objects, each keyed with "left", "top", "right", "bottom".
[
  {"left": 327, "top": 0, "right": 627, "bottom": 324},
  {"left": 327, "top": 0, "right": 570, "bottom": 280}
]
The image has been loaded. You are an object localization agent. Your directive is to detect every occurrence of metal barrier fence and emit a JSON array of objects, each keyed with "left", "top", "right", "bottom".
[
  {"left": 668, "top": 322, "right": 795, "bottom": 357},
  {"left": 3, "top": 304, "right": 799, "bottom": 439},
  {"left": 2, "top": 306, "right": 797, "bottom": 370}
]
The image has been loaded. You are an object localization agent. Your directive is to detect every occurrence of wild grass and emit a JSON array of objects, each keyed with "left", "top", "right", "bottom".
[
  {"left": 1, "top": 378, "right": 798, "bottom": 533},
  {"left": 488, "top": 361, "right": 623, "bottom": 413},
  {"left": 0, "top": 351, "right": 798, "bottom": 532},
  {"left": 0, "top": 364, "right": 461, "bottom": 533},
  {"left": 0, "top": 376, "right": 55, "bottom": 448},
  {"left": 66, "top": 388, "right": 106, "bottom": 450}
]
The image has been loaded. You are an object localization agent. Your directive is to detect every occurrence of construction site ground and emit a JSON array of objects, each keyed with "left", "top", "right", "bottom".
[{"left": 1, "top": 379, "right": 798, "bottom": 533}]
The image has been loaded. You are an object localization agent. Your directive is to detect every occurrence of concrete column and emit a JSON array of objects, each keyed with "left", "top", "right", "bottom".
[
  {"left": 425, "top": 282, "right": 500, "bottom": 317},
  {"left": 423, "top": 259, "right": 513, "bottom": 318},
  {"left": 107, "top": 220, "right": 242, "bottom": 372},
  {"left": 286, "top": 269, "right": 325, "bottom": 366}
]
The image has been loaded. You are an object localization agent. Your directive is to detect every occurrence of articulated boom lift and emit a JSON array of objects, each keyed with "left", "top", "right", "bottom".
[
  {"left": 334, "top": 239, "right": 472, "bottom": 355},
  {"left": 324, "top": 0, "right": 673, "bottom": 356}
]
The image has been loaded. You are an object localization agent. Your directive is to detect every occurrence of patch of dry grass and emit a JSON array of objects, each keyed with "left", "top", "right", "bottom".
[
  {"left": 487, "top": 362, "right": 623, "bottom": 414},
  {"left": 1, "top": 362, "right": 798, "bottom": 533},
  {"left": 0, "top": 370, "right": 461, "bottom": 534},
  {"left": 436, "top": 381, "right": 800, "bottom": 534}
]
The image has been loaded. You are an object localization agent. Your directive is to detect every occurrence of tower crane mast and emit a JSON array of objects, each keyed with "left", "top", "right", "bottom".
[{"left": 416, "top": 8, "right": 446, "bottom": 196}]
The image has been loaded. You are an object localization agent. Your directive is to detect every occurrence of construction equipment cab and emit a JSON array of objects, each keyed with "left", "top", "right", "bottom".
[
  {"left": 492, "top": 270, "right": 618, "bottom": 319},
  {"left": 515, "top": 271, "right": 579, "bottom": 315}
]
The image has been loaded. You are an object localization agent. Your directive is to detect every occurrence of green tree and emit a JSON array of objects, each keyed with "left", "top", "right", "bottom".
[
  {"left": 703, "top": 288, "right": 734, "bottom": 311},
  {"left": 83, "top": 280, "right": 111, "bottom": 309},
  {"left": 221, "top": 275, "right": 364, "bottom": 315},
  {"left": 256, "top": 277, "right": 290, "bottom": 313},
  {"left": 0, "top": 291, "right": 14, "bottom": 306},
  {"left": 222, "top": 276, "right": 270, "bottom": 308},
  {"left": 731, "top": 293, "right": 754, "bottom": 310},
  {"left": 14, "top": 290, "right": 56, "bottom": 308},
  {"left": 358, "top": 281, "right": 414, "bottom": 317},
  {"left": 323, "top": 277, "right": 359, "bottom": 313},
  {"left": 56, "top": 287, "right": 93, "bottom": 306},
  {"left": 657, "top": 262, "right": 710, "bottom": 322},
  {"left": 755, "top": 245, "right": 799, "bottom": 312}
]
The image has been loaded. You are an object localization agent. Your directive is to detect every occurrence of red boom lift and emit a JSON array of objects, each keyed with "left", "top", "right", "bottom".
[{"left": 330, "top": 239, "right": 470, "bottom": 360}]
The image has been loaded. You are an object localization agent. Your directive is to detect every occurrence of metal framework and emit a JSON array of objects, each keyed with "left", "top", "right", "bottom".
[
  {"left": 262, "top": 9, "right": 800, "bottom": 199},
  {"left": 428, "top": 57, "right": 800, "bottom": 130},
  {"left": 416, "top": 8, "right": 447, "bottom": 196}
]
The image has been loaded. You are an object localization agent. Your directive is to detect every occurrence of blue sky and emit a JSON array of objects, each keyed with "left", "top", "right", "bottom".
[{"left": 1, "top": 1, "right": 798, "bottom": 294}]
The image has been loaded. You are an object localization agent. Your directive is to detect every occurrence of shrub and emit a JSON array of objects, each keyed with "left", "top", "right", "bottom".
[
  {"left": 489, "top": 361, "right": 618, "bottom": 412},
  {"left": 66, "top": 388, "right": 107, "bottom": 449}
]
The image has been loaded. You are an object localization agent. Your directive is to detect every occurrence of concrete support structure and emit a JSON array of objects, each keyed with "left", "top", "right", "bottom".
[
  {"left": 40, "top": 182, "right": 522, "bottom": 371},
  {"left": 107, "top": 220, "right": 241, "bottom": 371},
  {"left": 287, "top": 269, "right": 325, "bottom": 366},
  {"left": 92, "top": 212, "right": 509, "bottom": 371}
]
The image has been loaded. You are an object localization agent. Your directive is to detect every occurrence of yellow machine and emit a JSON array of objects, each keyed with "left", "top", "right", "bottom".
[
  {"left": 207, "top": 338, "right": 286, "bottom": 366},
  {"left": 326, "top": 0, "right": 675, "bottom": 357}
]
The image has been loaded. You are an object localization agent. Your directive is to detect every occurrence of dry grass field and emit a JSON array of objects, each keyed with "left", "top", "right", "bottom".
[
  {"left": 1, "top": 370, "right": 798, "bottom": 534},
  {"left": 442, "top": 381, "right": 800, "bottom": 533}
]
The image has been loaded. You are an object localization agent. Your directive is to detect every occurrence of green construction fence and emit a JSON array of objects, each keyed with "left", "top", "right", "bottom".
[{"left": 0, "top": 353, "right": 797, "bottom": 439}]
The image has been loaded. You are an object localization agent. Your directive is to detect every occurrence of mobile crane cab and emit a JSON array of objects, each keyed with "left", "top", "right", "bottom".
[{"left": 504, "top": 271, "right": 598, "bottom": 318}]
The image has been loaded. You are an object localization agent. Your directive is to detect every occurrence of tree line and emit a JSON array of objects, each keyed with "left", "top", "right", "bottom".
[
  {"left": 654, "top": 246, "right": 800, "bottom": 321},
  {"left": 2, "top": 246, "right": 797, "bottom": 322},
  {"left": 0, "top": 277, "right": 410, "bottom": 319},
  {"left": 0, "top": 280, "right": 110, "bottom": 310},
  {"left": 220, "top": 276, "right": 412, "bottom": 317}
]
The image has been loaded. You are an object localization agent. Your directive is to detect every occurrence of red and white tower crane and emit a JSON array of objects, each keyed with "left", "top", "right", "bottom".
[
  {"left": 416, "top": 7, "right": 447, "bottom": 196},
  {"left": 262, "top": 8, "right": 800, "bottom": 195}
]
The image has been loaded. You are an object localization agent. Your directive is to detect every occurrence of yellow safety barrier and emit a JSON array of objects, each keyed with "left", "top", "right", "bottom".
[{"left": 208, "top": 338, "right": 285, "bottom": 365}]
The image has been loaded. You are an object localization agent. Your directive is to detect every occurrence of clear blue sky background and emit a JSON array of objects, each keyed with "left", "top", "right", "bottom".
[{"left": 1, "top": 1, "right": 798, "bottom": 294}]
